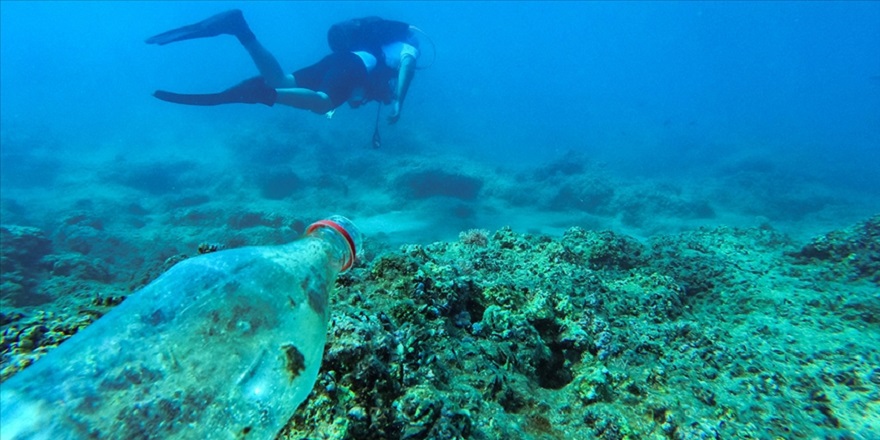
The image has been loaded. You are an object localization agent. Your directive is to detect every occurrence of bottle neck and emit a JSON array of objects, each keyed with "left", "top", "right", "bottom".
[
  {"left": 305, "top": 218, "right": 359, "bottom": 272},
  {"left": 304, "top": 226, "right": 354, "bottom": 273}
]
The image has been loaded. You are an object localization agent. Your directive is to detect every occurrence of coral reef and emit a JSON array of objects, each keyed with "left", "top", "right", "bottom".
[
  {"left": 789, "top": 214, "right": 880, "bottom": 282},
  {"left": 279, "top": 218, "right": 878, "bottom": 439},
  {"left": 1, "top": 225, "right": 52, "bottom": 306},
  {"left": 1, "top": 214, "right": 877, "bottom": 438}
]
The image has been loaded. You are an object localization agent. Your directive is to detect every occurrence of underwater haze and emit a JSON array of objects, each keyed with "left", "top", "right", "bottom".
[
  {"left": 2, "top": 1, "right": 879, "bottom": 241},
  {"left": 1, "top": 1, "right": 880, "bottom": 438}
]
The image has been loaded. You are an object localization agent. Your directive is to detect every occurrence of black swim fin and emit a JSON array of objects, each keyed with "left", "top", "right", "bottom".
[
  {"left": 145, "top": 9, "right": 253, "bottom": 45},
  {"left": 153, "top": 77, "right": 277, "bottom": 106}
]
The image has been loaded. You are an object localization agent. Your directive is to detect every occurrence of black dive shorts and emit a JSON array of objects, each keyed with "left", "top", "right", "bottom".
[{"left": 292, "top": 52, "right": 367, "bottom": 109}]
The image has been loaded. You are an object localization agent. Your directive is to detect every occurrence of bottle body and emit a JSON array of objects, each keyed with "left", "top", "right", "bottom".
[{"left": 0, "top": 219, "right": 359, "bottom": 439}]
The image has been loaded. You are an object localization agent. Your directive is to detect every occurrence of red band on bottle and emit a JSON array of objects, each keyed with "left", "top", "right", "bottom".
[{"left": 306, "top": 219, "right": 356, "bottom": 271}]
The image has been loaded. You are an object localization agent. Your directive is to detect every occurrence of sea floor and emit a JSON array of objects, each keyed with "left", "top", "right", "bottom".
[{"left": 1, "top": 122, "right": 878, "bottom": 438}]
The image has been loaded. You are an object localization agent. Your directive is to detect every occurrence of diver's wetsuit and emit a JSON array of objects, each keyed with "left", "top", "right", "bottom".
[{"left": 292, "top": 52, "right": 370, "bottom": 109}]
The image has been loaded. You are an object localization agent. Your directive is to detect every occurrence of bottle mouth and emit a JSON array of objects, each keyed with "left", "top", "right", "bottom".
[{"left": 306, "top": 216, "right": 361, "bottom": 272}]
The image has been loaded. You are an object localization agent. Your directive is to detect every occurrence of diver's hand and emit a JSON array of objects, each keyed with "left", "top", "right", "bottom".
[{"left": 387, "top": 101, "right": 401, "bottom": 124}]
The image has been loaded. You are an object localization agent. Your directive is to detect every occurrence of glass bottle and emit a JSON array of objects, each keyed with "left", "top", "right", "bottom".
[{"left": 0, "top": 215, "right": 361, "bottom": 440}]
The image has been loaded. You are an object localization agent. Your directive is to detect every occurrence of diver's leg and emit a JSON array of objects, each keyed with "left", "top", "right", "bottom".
[
  {"left": 153, "top": 80, "right": 333, "bottom": 112},
  {"left": 145, "top": 9, "right": 254, "bottom": 45},
  {"left": 240, "top": 39, "right": 296, "bottom": 89},
  {"left": 146, "top": 9, "right": 295, "bottom": 88},
  {"left": 153, "top": 76, "right": 278, "bottom": 106},
  {"left": 274, "top": 89, "right": 333, "bottom": 114}
]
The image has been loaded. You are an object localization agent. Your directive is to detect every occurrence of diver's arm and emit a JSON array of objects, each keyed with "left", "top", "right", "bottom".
[{"left": 388, "top": 53, "right": 416, "bottom": 124}]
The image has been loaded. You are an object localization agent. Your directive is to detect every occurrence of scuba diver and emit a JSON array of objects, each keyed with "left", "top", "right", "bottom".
[{"left": 146, "top": 9, "right": 419, "bottom": 125}]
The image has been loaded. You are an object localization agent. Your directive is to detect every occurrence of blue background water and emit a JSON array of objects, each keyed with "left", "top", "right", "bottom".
[
  {"left": 1, "top": 1, "right": 879, "bottom": 242},
  {"left": 3, "top": 4, "right": 879, "bottom": 437}
]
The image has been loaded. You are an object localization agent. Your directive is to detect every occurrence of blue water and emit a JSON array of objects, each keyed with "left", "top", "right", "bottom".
[
  {"left": 1, "top": 1, "right": 879, "bottom": 242},
  {"left": 2, "top": 3, "right": 880, "bottom": 438}
]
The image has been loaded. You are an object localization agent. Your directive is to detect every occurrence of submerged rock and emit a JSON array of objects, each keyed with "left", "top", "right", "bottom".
[
  {"left": 0, "top": 225, "right": 52, "bottom": 266},
  {"left": 790, "top": 214, "right": 880, "bottom": 282},
  {"left": 396, "top": 169, "right": 483, "bottom": 201},
  {"left": 0, "top": 225, "right": 52, "bottom": 307}
]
